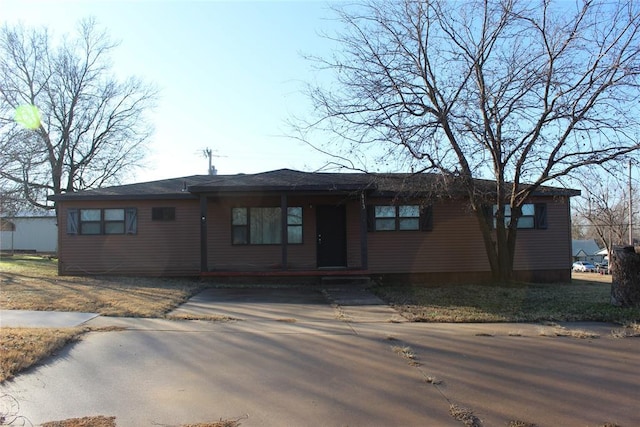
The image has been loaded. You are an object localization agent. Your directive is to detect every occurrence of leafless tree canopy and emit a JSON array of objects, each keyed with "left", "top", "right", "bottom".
[
  {"left": 301, "top": 0, "right": 640, "bottom": 280},
  {"left": 572, "top": 165, "right": 638, "bottom": 254},
  {"left": 0, "top": 18, "right": 157, "bottom": 211}
]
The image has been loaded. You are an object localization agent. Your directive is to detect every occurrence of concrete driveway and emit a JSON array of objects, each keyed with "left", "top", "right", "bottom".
[{"left": 1, "top": 287, "right": 639, "bottom": 427}]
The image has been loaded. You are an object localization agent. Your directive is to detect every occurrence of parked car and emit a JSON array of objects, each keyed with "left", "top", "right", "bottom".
[
  {"left": 572, "top": 261, "right": 596, "bottom": 272},
  {"left": 596, "top": 261, "right": 609, "bottom": 275}
]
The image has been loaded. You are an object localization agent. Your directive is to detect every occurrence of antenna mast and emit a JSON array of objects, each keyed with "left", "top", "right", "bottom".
[{"left": 204, "top": 148, "right": 218, "bottom": 176}]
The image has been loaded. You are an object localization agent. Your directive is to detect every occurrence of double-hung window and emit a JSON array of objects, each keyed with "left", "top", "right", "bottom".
[
  {"left": 232, "top": 207, "right": 303, "bottom": 245},
  {"left": 80, "top": 209, "right": 102, "bottom": 234},
  {"left": 287, "top": 207, "right": 303, "bottom": 244}
]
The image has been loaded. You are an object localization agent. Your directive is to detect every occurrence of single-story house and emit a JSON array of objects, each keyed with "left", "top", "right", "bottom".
[
  {"left": 0, "top": 213, "right": 58, "bottom": 253},
  {"left": 48, "top": 169, "right": 579, "bottom": 283},
  {"left": 571, "top": 239, "right": 603, "bottom": 264}
]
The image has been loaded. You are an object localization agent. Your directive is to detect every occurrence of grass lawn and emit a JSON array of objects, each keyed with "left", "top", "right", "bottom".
[
  {"left": 0, "top": 255, "right": 204, "bottom": 317},
  {"left": 372, "top": 272, "right": 640, "bottom": 323}
]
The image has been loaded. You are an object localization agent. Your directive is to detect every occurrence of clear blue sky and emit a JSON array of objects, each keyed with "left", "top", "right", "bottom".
[{"left": 0, "top": 0, "right": 342, "bottom": 183}]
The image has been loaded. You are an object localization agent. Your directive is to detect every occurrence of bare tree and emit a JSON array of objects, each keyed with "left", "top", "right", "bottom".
[
  {"left": 299, "top": 0, "right": 640, "bottom": 281},
  {"left": 0, "top": 18, "right": 157, "bottom": 210},
  {"left": 572, "top": 166, "right": 639, "bottom": 256}
]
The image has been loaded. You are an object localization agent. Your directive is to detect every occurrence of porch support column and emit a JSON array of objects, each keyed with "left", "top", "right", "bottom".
[
  {"left": 200, "top": 194, "right": 208, "bottom": 272},
  {"left": 360, "top": 191, "right": 368, "bottom": 270},
  {"left": 281, "top": 193, "right": 288, "bottom": 271}
]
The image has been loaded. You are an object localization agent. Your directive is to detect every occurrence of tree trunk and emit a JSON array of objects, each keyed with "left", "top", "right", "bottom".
[
  {"left": 475, "top": 206, "right": 516, "bottom": 283},
  {"left": 610, "top": 246, "right": 640, "bottom": 307}
]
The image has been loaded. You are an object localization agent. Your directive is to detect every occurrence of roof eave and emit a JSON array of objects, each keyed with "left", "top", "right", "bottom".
[
  {"left": 187, "top": 184, "right": 371, "bottom": 193},
  {"left": 48, "top": 193, "right": 198, "bottom": 202}
]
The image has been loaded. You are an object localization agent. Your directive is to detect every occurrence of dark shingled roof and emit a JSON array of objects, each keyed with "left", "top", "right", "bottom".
[{"left": 48, "top": 168, "right": 580, "bottom": 201}]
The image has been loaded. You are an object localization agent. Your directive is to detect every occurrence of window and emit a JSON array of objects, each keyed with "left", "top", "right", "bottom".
[
  {"left": 368, "top": 205, "right": 432, "bottom": 231},
  {"left": 67, "top": 208, "right": 137, "bottom": 235},
  {"left": 491, "top": 203, "right": 547, "bottom": 229},
  {"left": 231, "top": 207, "right": 303, "bottom": 245},
  {"left": 232, "top": 208, "right": 248, "bottom": 244},
  {"left": 104, "top": 209, "right": 125, "bottom": 234},
  {"left": 287, "top": 207, "right": 303, "bottom": 244},
  {"left": 80, "top": 209, "right": 101, "bottom": 235},
  {"left": 152, "top": 207, "right": 176, "bottom": 221},
  {"left": 250, "top": 207, "right": 281, "bottom": 244}
]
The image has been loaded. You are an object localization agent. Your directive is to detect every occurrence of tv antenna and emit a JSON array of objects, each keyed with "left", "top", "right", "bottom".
[{"left": 201, "top": 148, "right": 226, "bottom": 175}]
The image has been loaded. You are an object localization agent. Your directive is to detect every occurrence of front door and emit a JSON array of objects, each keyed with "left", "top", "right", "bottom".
[{"left": 316, "top": 205, "right": 347, "bottom": 268}]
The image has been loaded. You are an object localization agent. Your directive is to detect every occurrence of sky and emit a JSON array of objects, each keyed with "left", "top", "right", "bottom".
[{"left": 0, "top": 0, "right": 344, "bottom": 183}]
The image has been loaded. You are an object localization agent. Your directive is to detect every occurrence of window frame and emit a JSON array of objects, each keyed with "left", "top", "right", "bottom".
[
  {"left": 152, "top": 207, "right": 176, "bottom": 221},
  {"left": 491, "top": 203, "right": 547, "bottom": 230},
  {"left": 68, "top": 208, "right": 137, "bottom": 235},
  {"left": 231, "top": 206, "right": 303, "bottom": 245},
  {"left": 370, "top": 204, "right": 427, "bottom": 232},
  {"left": 80, "top": 209, "right": 102, "bottom": 235},
  {"left": 287, "top": 206, "right": 303, "bottom": 244}
]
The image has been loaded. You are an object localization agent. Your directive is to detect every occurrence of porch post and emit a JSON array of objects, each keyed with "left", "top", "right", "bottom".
[
  {"left": 200, "top": 194, "right": 208, "bottom": 272},
  {"left": 281, "top": 193, "right": 288, "bottom": 270},
  {"left": 360, "top": 191, "right": 368, "bottom": 269}
]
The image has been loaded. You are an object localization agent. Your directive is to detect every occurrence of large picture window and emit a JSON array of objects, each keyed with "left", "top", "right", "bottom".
[
  {"left": 67, "top": 208, "right": 137, "bottom": 235},
  {"left": 232, "top": 207, "right": 303, "bottom": 245},
  {"left": 250, "top": 207, "right": 281, "bottom": 244}
]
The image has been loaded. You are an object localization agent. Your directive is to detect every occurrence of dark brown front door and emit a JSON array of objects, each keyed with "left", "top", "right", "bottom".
[{"left": 316, "top": 205, "right": 347, "bottom": 268}]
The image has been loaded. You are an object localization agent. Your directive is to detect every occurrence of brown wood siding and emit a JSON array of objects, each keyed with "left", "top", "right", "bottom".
[
  {"left": 366, "top": 197, "right": 572, "bottom": 275},
  {"left": 206, "top": 195, "right": 363, "bottom": 271},
  {"left": 345, "top": 202, "right": 363, "bottom": 268},
  {"left": 512, "top": 196, "right": 572, "bottom": 271},
  {"left": 57, "top": 199, "right": 200, "bottom": 275},
  {"left": 367, "top": 199, "right": 487, "bottom": 274},
  {"left": 57, "top": 191, "right": 573, "bottom": 280}
]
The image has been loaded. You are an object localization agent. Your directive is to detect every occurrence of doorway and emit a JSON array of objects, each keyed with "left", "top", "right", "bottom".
[{"left": 316, "top": 205, "right": 347, "bottom": 268}]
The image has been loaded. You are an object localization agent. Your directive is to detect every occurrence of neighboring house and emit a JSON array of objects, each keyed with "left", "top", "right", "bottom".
[
  {"left": 572, "top": 239, "right": 603, "bottom": 264},
  {"left": 0, "top": 213, "right": 58, "bottom": 253},
  {"left": 49, "top": 169, "right": 579, "bottom": 283}
]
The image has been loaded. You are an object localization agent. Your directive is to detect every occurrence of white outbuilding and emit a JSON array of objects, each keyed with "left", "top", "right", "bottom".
[{"left": 0, "top": 213, "right": 57, "bottom": 253}]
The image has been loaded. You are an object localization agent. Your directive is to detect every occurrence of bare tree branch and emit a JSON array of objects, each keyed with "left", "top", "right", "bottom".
[
  {"left": 296, "top": 0, "right": 640, "bottom": 281},
  {"left": 0, "top": 18, "right": 158, "bottom": 210}
]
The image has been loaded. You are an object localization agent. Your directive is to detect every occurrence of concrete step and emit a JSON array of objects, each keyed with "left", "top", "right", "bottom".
[{"left": 320, "top": 275, "right": 371, "bottom": 286}]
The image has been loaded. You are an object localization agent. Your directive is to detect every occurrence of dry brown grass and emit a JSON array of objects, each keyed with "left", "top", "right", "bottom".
[
  {"left": 611, "top": 322, "right": 640, "bottom": 338},
  {"left": 449, "top": 404, "right": 481, "bottom": 427},
  {"left": 164, "top": 313, "right": 240, "bottom": 322},
  {"left": 0, "top": 255, "right": 204, "bottom": 317},
  {"left": 182, "top": 421, "right": 242, "bottom": 427},
  {"left": 0, "top": 327, "right": 86, "bottom": 382},
  {"left": 39, "top": 417, "right": 241, "bottom": 427},
  {"left": 537, "top": 325, "right": 600, "bottom": 339},
  {"left": 41, "top": 416, "right": 116, "bottom": 427}
]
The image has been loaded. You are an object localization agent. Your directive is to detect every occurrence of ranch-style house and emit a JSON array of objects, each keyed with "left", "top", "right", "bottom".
[{"left": 49, "top": 169, "right": 579, "bottom": 283}]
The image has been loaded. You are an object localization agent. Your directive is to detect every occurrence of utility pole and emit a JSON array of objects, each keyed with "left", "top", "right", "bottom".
[{"left": 629, "top": 160, "right": 633, "bottom": 246}]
